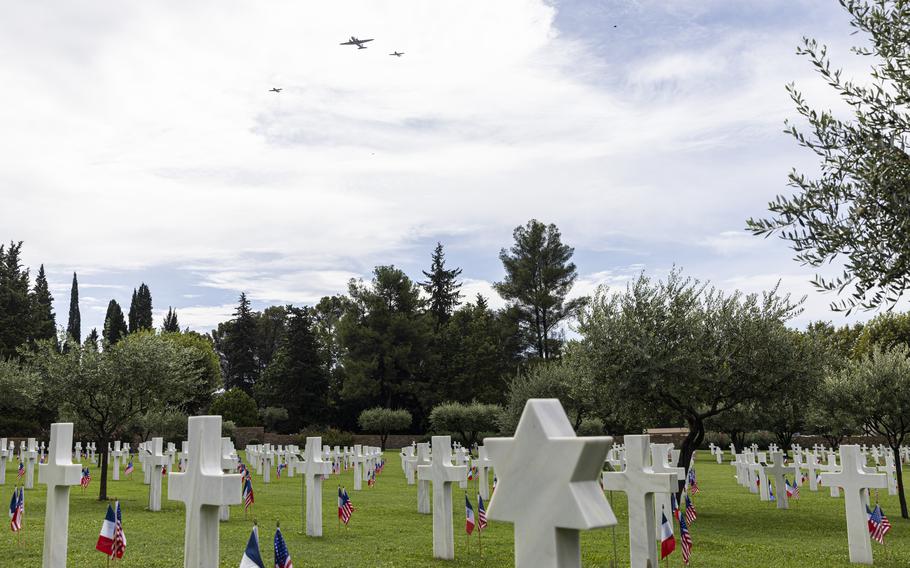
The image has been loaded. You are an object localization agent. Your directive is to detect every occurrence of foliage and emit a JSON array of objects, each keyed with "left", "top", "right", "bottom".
[
  {"left": 160, "top": 331, "right": 222, "bottom": 413},
  {"left": 127, "top": 408, "right": 189, "bottom": 442},
  {"left": 214, "top": 293, "right": 260, "bottom": 394},
  {"left": 421, "top": 242, "right": 462, "bottom": 326},
  {"left": 162, "top": 307, "right": 180, "bottom": 333},
  {"left": 702, "top": 431, "right": 732, "bottom": 450},
  {"left": 29, "top": 264, "right": 56, "bottom": 344},
  {"left": 0, "top": 359, "right": 41, "bottom": 434},
  {"left": 0, "top": 241, "right": 31, "bottom": 359},
  {"left": 747, "top": 0, "right": 910, "bottom": 312},
  {"left": 25, "top": 332, "right": 203, "bottom": 499},
  {"left": 67, "top": 271, "right": 81, "bottom": 346},
  {"left": 339, "top": 266, "right": 432, "bottom": 421},
  {"left": 577, "top": 268, "right": 805, "bottom": 485},
  {"left": 494, "top": 219, "right": 585, "bottom": 359},
  {"left": 209, "top": 388, "right": 260, "bottom": 427},
  {"left": 102, "top": 299, "right": 129, "bottom": 345},
  {"left": 128, "top": 283, "right": 153, "bottom": 333},
  {"left": 296, "top": 427, "right": 355, "bottom": 448},
  {"left": 259, "top": 406, "right": 289, "bottom": 431},
  {"left": 222, "top": 419, "right": 236, "bottom": 439},
  {"left": 428, "top": 401, "right": 501, "bottom": 447},
  {"left": 576, "top": 417, "right": 604, "bottom": 436},
  {"left": 357, "top": 407, "right": 412, "bottom": 449},
  {"left": 824, "top": 344, "right": 910, "bottom": 518},
  {"left": 854, "top": 311, "right": 910, "bottom": 358}
]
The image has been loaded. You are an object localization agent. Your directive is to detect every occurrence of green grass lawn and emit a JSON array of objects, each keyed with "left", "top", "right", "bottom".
[{"left": 0, "top": 452, "right": 908, "bottom": 566}]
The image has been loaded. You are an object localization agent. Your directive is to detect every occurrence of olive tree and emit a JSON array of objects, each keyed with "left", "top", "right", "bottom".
[
  {"left": 577, "top": 269, "right": 804, "bottom": 490},
  {"left": 27, "top": 332, "right": 203, "bottom": 500},
  {"left": 357, "top": 407, "right": 412, "bottom": 450},
  {"left": 825, "top": 345, "right": 910, "bottom": 518},
  {"left": 429, "top": 401, "right": 501, "bottom": 447}
]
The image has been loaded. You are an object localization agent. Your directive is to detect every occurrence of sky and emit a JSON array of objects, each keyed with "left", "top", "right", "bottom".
[{"left": 0, "top": 0, "right": 893, "bottom": 335}]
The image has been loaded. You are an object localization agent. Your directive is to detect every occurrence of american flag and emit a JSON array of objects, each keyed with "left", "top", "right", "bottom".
[
  {"left": 276, "top": 463, "right": 286, "bottom": 479},
  {"left": 111, "top": 501, "right": 126, "bottom": 558},
  {"left": 81, "top": 467, "right": 91, "bottom": 488},
  {"left": 273, "top": 526, "right": 293, "bottom": 568},
  {"left": 679, "top": 513, "right": 693, "bottom": 565},
  {"left": 477, "top": 494, "right": 488, "bottom": 531},
  {"left": 687, "top": 468, "right": 699, "bottom": 494},
  {"left": 9, "top": 487, "right": 23, "bottom": 532},
  {"left": 870, "top": 505, "right": 892, "bottom": 544},
  {"left": 124, "top": 460, "right": 134, "bottom": 476},
  {"left": 243, "top": 477, "right": 255, "bottom": 511},
  {"left": 16, "top": 462, "right": 24, "bottom": 480},
  {"left": 338, "top": 487, "right": 354, "bottom": 524},
  {"left": 684, "top": 494, "right": 697, "bottom": 524}
]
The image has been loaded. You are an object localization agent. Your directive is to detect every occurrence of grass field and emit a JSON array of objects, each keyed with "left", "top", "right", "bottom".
[{"left": 0, "top": 451, "right": 908, "bottom": 567}]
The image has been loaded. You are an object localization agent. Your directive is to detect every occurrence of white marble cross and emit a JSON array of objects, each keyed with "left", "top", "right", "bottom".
[
  {"left": 603, "top": 435, "right": 675, "bottom": 568},
  {"left": 819, "top": 445, "right": 886, "bottom": 565},
  {"left": 38, "top": 423, "right": 82, "bottom": 568},
  {"left": 650, "top": 443, "right": 684, "bottom": 534},
  {"left": 148, "top": 438, "right": 168, "bottom": 512},
  {"left": 0, "top": 437, "right": 7, "bottom": 485},
  {"left": 417, "top": 436, "right": 467, "bottom": 560},
  {"left": 414, "top": 442, "right": 431, "bottom": 514},
  {"left": 822, "top": 453, "right": 842, "bottom": 497},
  {"left": 487, "top": 399, "right": 616, "bottom": 568},
  {"left": 168, "top": 416, "right": 242, "bottom": 568},
  {"left": 219, "top": 438, "right": 236, "bottom": 522},
  {"left": 302, "top": 437, "right": 333, "bottom": 537},
  {"left": 879, "top": 454, "right": 897, "bottom": 496},
  {"left": 352, "top": 445, "right": 366, "bottom": 491},
  {"left": 401, "top": 446, "right": 416, "bottom": 485},
  {"left": 111, "top": 441, "right": 123, "bottom": 481},
  {"left": 805, "top": 454, "right": 820, "bottom": 491},
  {"left": 454, "top": 447, "right": 470, "bottom": 489},
  {"left": 473, "top": 445, "right": 494, "bottom": 501},
  {"left": 25, "top": 438, "right": 38, "bottom": 489},
  {"left": 766, "top": 452, "right": 796, "bottom": 509}
]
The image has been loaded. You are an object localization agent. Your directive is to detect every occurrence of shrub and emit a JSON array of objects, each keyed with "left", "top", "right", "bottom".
[
  {"left": 297, "top": 427, "right": 355, "bottom": 448},
  {"left": 429, "top": 401, "right": 501, "bottom": 447},
  {"left": 209, "top": 388, "right": 259, "bottom": 427},
  {"left": 702, "top": 431, "right": 731, "bottom": 449},
  {"left": 358, "top": 408, "right": 412, "bottom": 450},
  {"left": 259, "top": 406, "right": 289, "bottom": 431},
  {"left": 576, "top": 417, "right": 604, "bottom": 436}
]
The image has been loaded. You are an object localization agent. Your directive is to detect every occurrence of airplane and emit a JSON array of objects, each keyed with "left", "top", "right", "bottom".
[
  {"left": 389, "top": 51, "right": 404, "bottom": 57},
  {"left": 340, "top": 36, "right": 374, "bottom": 48},
  {"left": 269, "top": 87, "right": 282, "bottom": 93}
]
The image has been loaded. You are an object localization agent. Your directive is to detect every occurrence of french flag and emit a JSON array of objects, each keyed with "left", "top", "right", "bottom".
[
  {"left": 239, "top": 524, "right": 265, "bottom": 568},
  {"left": 660, "top": 512, "right": 676, "bottom": 560},
  {"left": 95, "top": 504, "right": 123, "bottom": 558}
]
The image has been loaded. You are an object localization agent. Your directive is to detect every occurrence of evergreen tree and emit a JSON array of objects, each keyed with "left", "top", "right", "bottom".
[
  {"left": 84, "top": 328, "right": 99, "bottom": 351},
  {"left": 128, "top": 283, "right": 153, "bottom": 333},
  {"left": 420, "top": 242, "right": 462, "bottom": 327},
  {"left": 494, "top": 219, "right": 585, "bottom": 359},
  {"left": 256, "top": 307, "right": 330, "bottom": 430},
  {"left": 0, "top": 242, "right": 32, "bottom": 359},
  {"left": 162, "top": 307, "right": 180, "bottom": 333},
  {"left": 66, "top": 272, "right": 81, "bottom": 345},
  {"left": 29, "top": 264, "right": 56, "bottom": 344},
  {"left": 102, "top": 300, "right": 129, "bottom": 345},
  {"left": 220, "top": 293, "right": 259, "bottom": 393}
]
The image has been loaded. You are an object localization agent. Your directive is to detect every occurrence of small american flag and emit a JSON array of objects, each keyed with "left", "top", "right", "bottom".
[
  {"left": 338, "top": 487, "right": 354, "bottom": 524},
  {"left": 687, "top": 468, "right": 699, "bottom": 494},
  {"left": 9, "top": 487, "right": 23, "bottom": 532},
  {"left": 679, "top": 513, "right": 693, "bottom": 565},
  {"left": 684, "top": 493, "right": 697, "bottom": 524},
  {"left": 16, "top": 462, "right": 24, "bottom": 480},
  {"left": 111, "top": 501, "right": 126, "bottom": 558},
  {"left": 870, "top": 504, "right": 892, "bottom": 544},
  {"left": 477, "top": 494, "right": 488, "bottom": 531},
  {"left": 124, "top": 460, "right": 134, "bottom": 476},
  {"left": 243, "top": 477, "right": 255, "bottom": 511},
  {"left": 273, "top": 526, "right": 293, "bottom": 568},
  {"left": 80, "top": 467, "right": 91, "bottom": 488}
]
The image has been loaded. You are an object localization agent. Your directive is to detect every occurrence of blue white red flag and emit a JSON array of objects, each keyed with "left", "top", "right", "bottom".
[{"left": 239, "top": 524, "right": 265, "bottom": 568}]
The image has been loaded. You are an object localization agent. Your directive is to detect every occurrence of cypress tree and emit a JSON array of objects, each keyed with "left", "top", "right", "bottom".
[
  {"left": 223, "top": 293, "right": 259, "bottom": 393},
  {"left": 102, "top": 299, "right": 128, "bottom": 345},
  {"left": 84, "top": 328, "right": 99, "bottom": 351},
  {"left": 29, "top": 264, "right": 56, "bottom": 343},
  {"left": 420, "top": 242, "right": 463, "bottom": 327},
  {"left": 66, "top": 272, "right": 81, "bottom": 344},
  {"left": 128, "top": 283, "right": 153, "bottom": 333},
  {"left": 162, "top": 307, "right": 180, "bottom": 333},
  {"left": 0, "top": 241, "right": 31, "bottom": 359}
]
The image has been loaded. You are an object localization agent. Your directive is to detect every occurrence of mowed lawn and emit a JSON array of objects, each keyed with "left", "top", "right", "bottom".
[{"left": 0, "top": 451, "right": 908, "bottom": 567}]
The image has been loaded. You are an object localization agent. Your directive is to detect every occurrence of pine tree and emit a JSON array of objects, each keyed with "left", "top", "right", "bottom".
[
  {"left": 493, "top": 219, "right": 584, "bottom": 359},
  {"left": 84, "top": 328, "right": 99, "bottom": 351},
  {"left": 29, "top": 264, "right": 56, "bottom": 343},
  {"left": 420, "top": 242, "right": 463, "bottom": 327},
  {"left": 222, "top": 293, "right": 259, "bottom": 393},
  {"left": 66, "top": 272, "right": 81, "bottom": 344},
  {"left": 128, "top": 283, "right": 153, "bottom": 333},
  {"left": 102, "top": 300, "right": 129, "bottom": 345},
  {"left": 0, "top": 241, "right": 32, "bottom": 359},
  {"left": 162, "top": 307, "right": 180, "bottom": 333}
]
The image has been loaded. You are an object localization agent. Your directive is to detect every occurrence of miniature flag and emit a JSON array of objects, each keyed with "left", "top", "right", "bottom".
[
  {"left": 660, "top": 512, "right": 676, "bottom": 560},
  {"left": 273, "top": 526, "right": 293, "bottom": 568},
  {"left": 81, "top": 467, "right": 91, "bottom": 488},
  {"left": 124, "top": 460, "right": 134, "bottom": 476},
  {"left": 342, "top": 487, "right": 355, "bottom": 522},
  {"left": 338, "top": 487, "right": 351, "bottom": 524},
  {"left": 768, "top": 481, "right": 775, "bottom": 502},
  {"left": 17, "top": 462, "right": 24, "bottom": 480},
  {"left": 687, "top": 468, "right": 699, "bottom": 494},
  {"left": 785, "top": 478, "right": 795, "bottom": 498},
  {"left": 671, "top": 493, "right": 680, "bottom": 522},
  {"left": 112, "top": 501, "right": 126, "bottom": 558},
  {"left": 465, "top": 494, "right": 475, "bottom": 535},
  {"left": 96, "top": 503, "right": 125, "bottom": 558},
  {"left": 679, "top": 512, "right": 693, "bottom": 565},
  {"left": 866, "top": 505, "right": 876, "bottom": 534},
  {"left": 9, "top": 487, "right": 23, "bottom": 533},
  {"left": 162, "top": 464, "right": 167, "bottom": 476},
  {"left": 467, "top": 466, "right": 476, "bottom": 481},
  {"left": 684, "top": 493, "right": 697, "bottom": 524},
  {"left": 477, "top": 495, "right": 488, "bottom": 531},
  {"left": 240, "top": 524, "right": 265, "bottom": 568},
  {"left": 870, "top": 504, "right": 892, "bottom": 544},
  {"left": 243, "top": 477, "right": 255, "bottom": 511},
  {"left": 276, "top": 463, "right": 286, "bottom": 479}
]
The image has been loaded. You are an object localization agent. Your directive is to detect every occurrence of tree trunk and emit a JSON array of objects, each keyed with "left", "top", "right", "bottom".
[
  {"left": 676, "top": 417, "right": 705, "bottom": 495},
  {"left": 891, "top": 443, "right": 908, "bottom": 519},
  {"left": 98, "top": 437, "right": 110, "bottom": 501}
]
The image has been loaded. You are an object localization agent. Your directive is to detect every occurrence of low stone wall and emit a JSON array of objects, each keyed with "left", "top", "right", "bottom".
[{"left": 354, "top": 434, "right": 429, "bottom": 449}]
